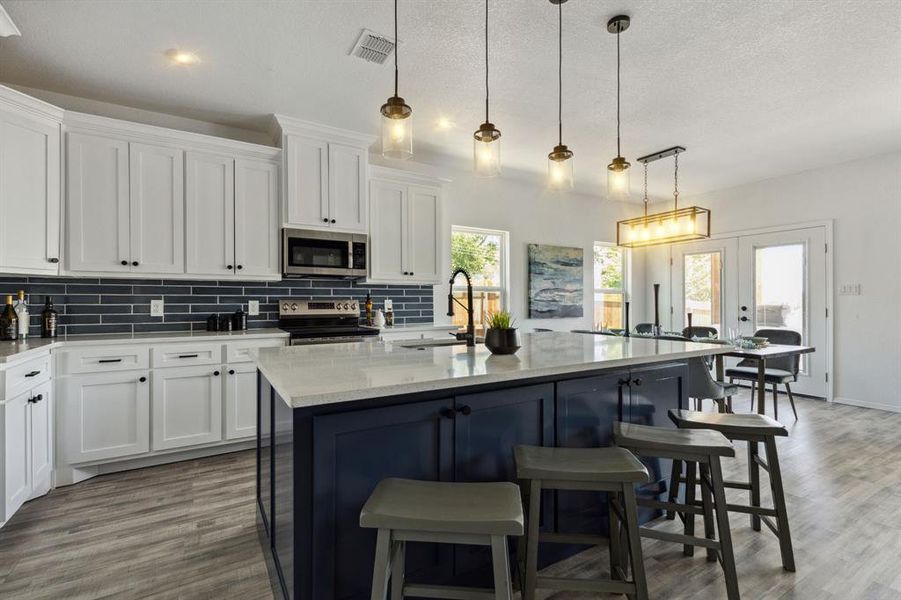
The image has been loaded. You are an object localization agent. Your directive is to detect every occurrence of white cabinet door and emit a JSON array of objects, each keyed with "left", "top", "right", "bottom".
[
  {"left": 368, "top": 180, "right": 406, "bottom": 281},
  {"left": 225, "top": 363, "right": 256, "bottom": 440},
  {"left": 406, "top": 184, "right": 441, "bottom": 283},
  {"left": 129, "top": 143, "right": 184, "bottom": 274},
  {"left": 2, "top": 390, "right": 30, "bottom": 520},
  {"left": 59, "top": 371, "right": 150, "bottom": 464},
  {"left": 235, "top": 158, "right": 279, "bottom": 277},
  {"left": 0, "top": 112, "right": 60, "bottom": 274},
  {"left": 328, "top": 142, "right": 367, "bottom": 232},
  {"left": 66, "top": 132, "right": 131, "bottom": 273},
  {"left": 185, "top": 151, "right": 234, "bottom": 276},
  {"left": 28, "top": 380, "right": 52, "bottom": 498},
  {"left": 151, "top": 365, "right": 222, "bottom": 451},
  {"left": 286, "top": 135, "right": 328, "bottom": 227}
]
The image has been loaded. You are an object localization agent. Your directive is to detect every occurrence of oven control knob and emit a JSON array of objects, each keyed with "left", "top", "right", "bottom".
[
  {"left": 282, "top": 303, "right": 289, "bottom": 311},
  {"left": 343, "top": 303, "right": 349, "bottom": 310},
  {"left": 351, "top": 302, "right": 357, "bottom": 310},
  {"left": 291, "top": 303, "right": 298, "bottom": 311}
]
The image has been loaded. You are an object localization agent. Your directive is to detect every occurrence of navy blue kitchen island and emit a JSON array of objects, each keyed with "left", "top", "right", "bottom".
[{"left": 254, "top": 333, "right": 729, "bottom": 600}]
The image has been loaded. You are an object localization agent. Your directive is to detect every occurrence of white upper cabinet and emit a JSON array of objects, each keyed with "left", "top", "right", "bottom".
[
  {"left": 185, "top": 152, "right": 234, "bottom": 275},
  {"left": 275, "top": 115, "right": 373, "bottom": 234},
  {"left": 128, "top": 143, "right": 184, "bottom": 273},
  {"left": 368, "top": 166, "right": 444, "bottom": 285},
  {"left": 0, "top": 86, "right": 62, "bottom": 275},
  {"left": 234, "top": 158, "right": 279, "bottom": 277}
]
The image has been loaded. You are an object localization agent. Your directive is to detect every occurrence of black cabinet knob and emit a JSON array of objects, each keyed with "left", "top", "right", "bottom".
[
  {"left": 48, "top": 258, "right": 59, "bottom": 264},
  {"left": 740, "top": 305, "right": 748, "bottom": 311},
  {"left": 139, "top": 376, "right": 147, "bottom": 382},
  {"left": 132, "top": 261, "right": 139, "bottom": 267},
  {"left": 457, "top": 405, "right": 472, "bottom": 416},
  {"left": 35, "top": 394, "right": 43, "bottom": 402},
  {"left": 440, "top": 408, "right": 456, "bottom": 419},
  {"left": 228, "top": 369, "right": 235, "bottom": 375},
  {"left": 409, "top": 272, "right": 414, "bottom": 276},
  {"left": 618, "top": 378, "right": 630, "bottom": 387},
  {"left": 323, "top": 218, "right": 328, "bottom": 223},
  {"left": 227, "top": 265, "right": 233, "bottom": 270},
  {"left": 213, "top": 370, "right": 220, "bottom": 376},
  {"left": 121, "top": 260, "right": 128, "bottom": 266},
  {"left": 236, "top": 265, "right": 243, "bottom": 270},
  {"left": 740, "top": 316, "right": 749, "bottom": 322},
  {"left": 330, "top": 219, "right": 336, "bottom": 223},
  {"left": 632, "top": 378, "right": 642, "bottom": 387}
]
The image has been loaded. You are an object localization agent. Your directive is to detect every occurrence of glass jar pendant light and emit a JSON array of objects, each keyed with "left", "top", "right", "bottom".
[
  {"left": 547, "top": 0, "right": 573, "bottom": 190},
  {"left": 381, "top": 0, "right": 413, "bottom": 159},
  {"left": 474, "top": 0, "right": 501, "bottom": 177},
  {"left": 606, "top": 15, "right": 630, "bottom": 199}
]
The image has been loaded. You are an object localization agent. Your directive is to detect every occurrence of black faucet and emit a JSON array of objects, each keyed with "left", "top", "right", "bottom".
[{"left": 447, "top": 268, "right": 476, "bottom": 347}]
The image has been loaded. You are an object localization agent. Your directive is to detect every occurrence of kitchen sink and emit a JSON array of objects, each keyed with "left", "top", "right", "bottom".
[{"left": 394, "top": 337, "right": 482, "bottom": 348}]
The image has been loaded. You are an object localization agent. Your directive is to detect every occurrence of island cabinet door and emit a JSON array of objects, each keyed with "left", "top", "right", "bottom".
[
  {"left": 452, "top": 383, "right": 555, "bottom": 578},
  {"left": 555, "top": 371, "right": 630, "bottom": 536},
  {"left": 627, "top": 361, "right": 688, "bottom": 522},
  {"left": 312, "top": 398, "right": 454, "bottom": 600}
]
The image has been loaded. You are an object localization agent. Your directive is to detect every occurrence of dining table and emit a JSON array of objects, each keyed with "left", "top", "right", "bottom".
[{"left": 713, "top": 344, "right": 816, "bottom": 415}]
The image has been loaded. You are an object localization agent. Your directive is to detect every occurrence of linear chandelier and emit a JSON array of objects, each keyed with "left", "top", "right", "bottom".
[{"left": 616, "top": 147, "right": 711, "bottom": 248}]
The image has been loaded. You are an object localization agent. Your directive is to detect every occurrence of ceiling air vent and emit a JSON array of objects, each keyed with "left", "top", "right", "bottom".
[{"left": 350, "top": 29, "right": 396, "bottom": 65}]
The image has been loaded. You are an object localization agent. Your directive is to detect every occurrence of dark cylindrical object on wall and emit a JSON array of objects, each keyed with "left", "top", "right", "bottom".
[
  {"left": 653, "top": 283, "right": 661, "bottom": 328},
  {"left": 623, "top": 301, "right": 630, "bottom": 337}
]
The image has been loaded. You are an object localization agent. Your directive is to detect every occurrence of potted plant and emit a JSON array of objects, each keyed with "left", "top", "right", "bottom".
[{"left": 484, "top": 311, "right": 521, "bottom": 355}]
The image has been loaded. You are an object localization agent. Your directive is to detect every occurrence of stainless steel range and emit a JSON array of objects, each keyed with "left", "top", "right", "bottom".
[{"left": 278, "top": 298, "right": 379, "bottom": 346}]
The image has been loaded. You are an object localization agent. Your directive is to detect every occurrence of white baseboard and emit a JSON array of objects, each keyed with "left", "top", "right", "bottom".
[{"left": 833, "top": 396, "right": 901, "bottom": 413}]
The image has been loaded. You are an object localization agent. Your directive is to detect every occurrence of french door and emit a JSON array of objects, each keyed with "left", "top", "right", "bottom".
[{"left": 672, "top": 225, "right": 829, "bottom": 398}]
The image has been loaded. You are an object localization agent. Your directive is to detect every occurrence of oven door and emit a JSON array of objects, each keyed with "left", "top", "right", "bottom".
[{"left": 282, "top": 229, "right": 367, "bottom": 278}]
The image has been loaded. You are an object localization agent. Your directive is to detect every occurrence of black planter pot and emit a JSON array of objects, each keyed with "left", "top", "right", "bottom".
[{"left": 484, "top": 328, "right": 521, "bottom": 355}]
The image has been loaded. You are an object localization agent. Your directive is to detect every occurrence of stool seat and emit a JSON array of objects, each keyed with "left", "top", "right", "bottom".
[
  {"left": 360, "top": 478, "right": 524, "bottom": 537},
  {"left": 725, "top": 366, "right": 795, "bottom": 384},
  {"left": 613, "top": 421, "right": 735, "bottom": 457},
  {"left": 669, "top": 409, "right": 788, "bottom": 437},
  {"left": 514, "top": 445, "right": 649, "bottom": 483}
]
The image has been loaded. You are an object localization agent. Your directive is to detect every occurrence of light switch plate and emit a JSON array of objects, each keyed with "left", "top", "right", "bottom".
[
  {"left": 150, "top": 299, "right": 164, "bottom": 317},
  {"left": 248, "top": 300, "right": 260, "bottom": 316}
]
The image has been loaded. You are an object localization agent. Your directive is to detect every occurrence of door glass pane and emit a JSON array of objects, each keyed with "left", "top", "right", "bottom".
[
  {"left": 683, "top": 252, "right": 722, "bottom": 334},
  {"left": 754, "top": 243, "right": 805, "bottom": 334},
  {"left": 594, "top": 292, "right": 624, "bottom": 330}
]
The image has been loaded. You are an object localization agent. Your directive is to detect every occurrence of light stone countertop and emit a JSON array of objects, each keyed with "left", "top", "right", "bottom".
[
  {"left": 254, "top": 331, "right": 732, "bottom": 409},
  {"left": 0, "top": 328, "right": 288, "bottom": 364}
]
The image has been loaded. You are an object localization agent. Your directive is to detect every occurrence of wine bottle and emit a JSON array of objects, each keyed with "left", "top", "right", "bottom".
[
  {"left": 14, "top": 290, "right": 28, "bottom": 340},
  {"left": 365, "top": 292, "right": 373, "bottom": 327},
  {"left": 41, "top": 296, "right": 58, "bottom": 339},
  {"left": 1, "top": 295, "right": 17, "bottom": 341}
]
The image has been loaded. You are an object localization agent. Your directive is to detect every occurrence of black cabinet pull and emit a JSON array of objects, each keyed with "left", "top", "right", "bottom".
[
  {"left": 48, "top": 257, "right": 59, "bottom": 264},
  {"left": 227, "top": 265, "right": 234, "bottom": 270},
  {"left": 457, "top": 405, "right": 472, "bottom": 416},
  {"left": 236, "top": 265, "right": 243, "bottom": 270},
  {"left": 29, "top": 394, "right": 44, "bottom": 404},
  {"left": 121, "top": 260, "right": 128, "bottom": 266},
  {"left": 410, "top": 272, "right": 414, "bottom": 276},
  {"left": 440, "top": 408, "right": 456, "bottom": 419},
  {"left": 228, "top": 369, "right": 235, "bottom": 375},
  {"left": 132, "top": 261, "right": 139, "bottom": 267},
  {"left": 139, "top": 376, "right": 147, "bottom": 382},
  {"left": 323, "top": 218, "right": 329, "bottom": 223},
  {"left": 213, "top": 370, "right": 221, "bottom": 376},
  {"left": 632, "top": 378, "right": 642, "bottom": 387},
  {"left": 617, "top": 377, "right": 630, "bottom": 387},
  {"left": 24, "top": 370, "right": 41, "bottom": 377},
  {"left": 178, "top": 354, "right": 199, "bottom": 359},
  {"left": 98, "top": 359, "right": 122, "bottom": 364}
]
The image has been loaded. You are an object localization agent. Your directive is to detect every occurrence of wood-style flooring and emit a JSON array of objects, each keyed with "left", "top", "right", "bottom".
[{"left": 1, "top": 390, "right": 899, "bottom": 599}]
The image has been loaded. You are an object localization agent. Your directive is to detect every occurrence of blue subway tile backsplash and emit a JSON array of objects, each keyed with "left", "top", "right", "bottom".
[{"left": 0, "top": 276, "right": 435, "bottom": 336}]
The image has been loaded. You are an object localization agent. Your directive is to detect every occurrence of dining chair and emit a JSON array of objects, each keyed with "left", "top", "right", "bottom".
[
  {"left": 725, "top": 329, "right": 801, "bottom": 420},
  {"left": 634, "top": 322, "right": 653, "bottom": 334},
  {"left": 682, "top": 325, "right": 718, "bottom": 339},
  {"left": 687, "top": 356, "right": 739, "bottom": 413}
]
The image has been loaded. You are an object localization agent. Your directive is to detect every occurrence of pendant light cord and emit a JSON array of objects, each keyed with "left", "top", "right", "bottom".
[
  {"left": 558, "top": 1, "right": 563, "bottom": 145},
  {"left": 643, "top": 161, "right": 649, "bottom": 217},
  {"left": 484, "top": 0, "right": 489, "bottom": 123},
  {"left": 393, "top": 0, "right": 399, "bottom": 97},
  {"left": 673, "top": 152, "right": 680, "bottom": 210},
  {"left": 616, "top": 25, "right": 621, "bottom": 158}
]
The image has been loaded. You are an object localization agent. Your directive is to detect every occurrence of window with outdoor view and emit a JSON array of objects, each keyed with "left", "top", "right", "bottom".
[
  {"left": 451, "top": 226, "right": 508, "bottom": 332},
  {"left": 593, "top": 243, "right": 627, "bottom": 330}
]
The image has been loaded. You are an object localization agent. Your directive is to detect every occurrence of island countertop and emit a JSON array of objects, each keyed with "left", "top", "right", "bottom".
[{"left": 254, "top": 331, "right": 730, "bottom": 409}]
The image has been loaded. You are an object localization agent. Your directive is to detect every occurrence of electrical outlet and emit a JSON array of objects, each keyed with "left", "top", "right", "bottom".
[
  {"left": 150, "top": 299, "right": 164, "bottom": 317},
  {"left": 248, "top": 300, "right": 260, "bottom": 316},
  {"left": 839, "top": 284, "right": 861, "bottom": 296}
]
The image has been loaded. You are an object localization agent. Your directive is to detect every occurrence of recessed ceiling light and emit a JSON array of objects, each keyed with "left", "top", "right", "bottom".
[{"left": 165, "top": 49, "right": 199, "bottom": 66}]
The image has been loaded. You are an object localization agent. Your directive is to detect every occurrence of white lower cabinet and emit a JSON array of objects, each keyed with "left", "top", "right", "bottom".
[
  {"left": 59, "top": 370, "right": 150, "bottom": 464},
  {"left": 151, "top": 365, "right": 223, "bottom": 451},
  {"left": 2, "top": 378, "right": 53, "bottom": 523},
  {"left": 225, "top": 363, "right": 257, "bottom": 440},
  {"left": 29, "top": 380, "right": 53, "bottom": 498}
]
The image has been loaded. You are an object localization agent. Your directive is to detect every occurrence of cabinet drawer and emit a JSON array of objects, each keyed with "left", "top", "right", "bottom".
[
  {"left": 151, "top": 343, "right": 221, "bottom": 368},
  {"left": 224, "top": 338, "right": 286, "bottom": 364},
  {"left": 4, "top": 354, "right": 51, "bottom": 399},
  {"left": 59, "top": 345, "right": 149, "bottom": 375}
]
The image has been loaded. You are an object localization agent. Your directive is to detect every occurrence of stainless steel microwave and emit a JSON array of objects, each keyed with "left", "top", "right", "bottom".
[{"left": 282, "top": 228, "right": 368, "bottom": 279}]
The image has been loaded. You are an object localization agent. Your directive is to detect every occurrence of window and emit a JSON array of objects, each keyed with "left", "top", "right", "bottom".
[
  {"left": 683, "top": 251, "right": 723, "bottom": 334},
  {"left": 451, "top": 226, "right": 508, "bottom": 331},
  {"left": 593, "top": 243, "right": 628, "bottom": 330}
]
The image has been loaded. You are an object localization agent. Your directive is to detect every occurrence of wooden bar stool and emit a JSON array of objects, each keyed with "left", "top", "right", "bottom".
[
  {"left": 668, "top": 409, "right": 795, "bottom": 571},
  {"left": 360, "top": 478, "right": 523, "bottom": 600},
  {"left": 612, "top": 421, "right": 741, "bottom": 600},
  {"left": 513, "top": 445, "right": 650, "bottom": 600}
]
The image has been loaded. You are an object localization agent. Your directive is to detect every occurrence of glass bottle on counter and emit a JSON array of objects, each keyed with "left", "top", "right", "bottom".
[
  {"left": 14, "top": 290, "right": 28, "bottom": 340},
  {"left": 365, "top": 292, "right": 373, "bottom": 327},
  {"left": 1, "top": 295, "right": 18, "bottom": 341},
  {"left": 40, "top": 296, "right": 58, "bottom": 338}
]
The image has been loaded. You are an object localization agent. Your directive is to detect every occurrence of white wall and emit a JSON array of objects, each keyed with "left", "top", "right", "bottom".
[{"left": 639, "top": 151, "right": 901, "bottom": 412}]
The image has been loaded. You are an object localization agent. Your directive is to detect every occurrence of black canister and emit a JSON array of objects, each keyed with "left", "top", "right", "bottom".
[
  {"left": 218, "top": 314, "right": 233, "bottom": 332},
  {"left": 232, "top": 308, "right": 247, "bottom": 331},
  {"left": 206, "top": 314, "right": 219, "bottom": 332}
]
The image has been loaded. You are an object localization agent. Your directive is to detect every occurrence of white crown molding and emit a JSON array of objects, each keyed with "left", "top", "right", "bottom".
[
  {"left": 63, "top": 110, "right": 281, "bottom": 161},
  {"left": 369, "top": 164, "right": 451, "bottom": 186},
  {"left": 271, "top": 113, "right": 376, "bottom": 149},
  {"left": 0, "top": 84, "right": 63, "bottom": 123}
]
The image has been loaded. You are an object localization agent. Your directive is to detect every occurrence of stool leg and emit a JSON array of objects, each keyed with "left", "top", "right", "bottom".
[
  {"left": 608, "top": 491, "right": 623, "bottom": 580},
  {"left": 765, "top": 437, "right": 796, "bottom": 572},
  {"left": 390, "top": 540, "right": 405, "bottom": 600},
  {"left": 709, "top": 458, "right": 740, "bottom": 600},
  {"left": 515, "top": 482, "right": 528, "bottom": 592},
  {"left": 622, "top": 485, "right": 649, "bottom": 600},
  {"left": 523, "top": 479, "right": 541, "bottom": 600},
  {"left": 698, "top": 463, "right": 717, "bottom": 562},
  {"left": 748, "top": 441, "right": 761, "bottom": 531},
  {"left": 370, "top": 528, "right": 392, "bottom": 600},
  {"left": 491, "top": 535, "right": 513, "bottom": 600},
  {"left": 683, "top": 462, "right": 697, "bottom": 557},
  {"left": 666, "top": 460, "right": 682, "bottom": 520}
]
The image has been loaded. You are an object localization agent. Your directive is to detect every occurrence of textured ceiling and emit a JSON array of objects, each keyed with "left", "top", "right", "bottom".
[{"left": 1, "top": 0, "right": 899, "bottom": 199}]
